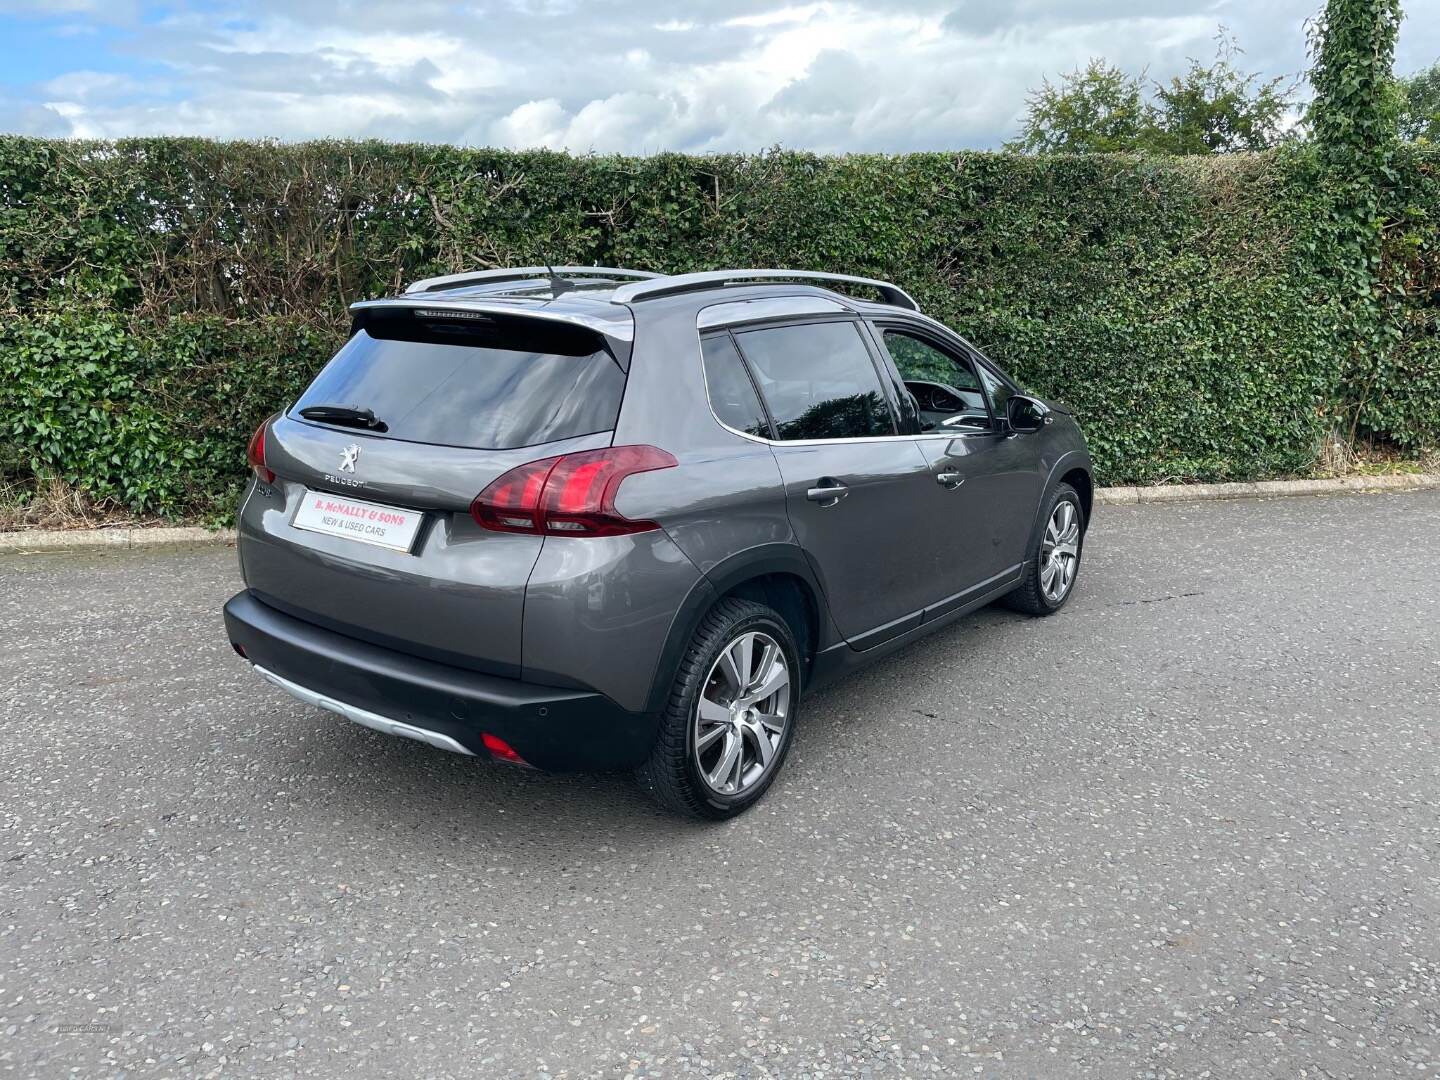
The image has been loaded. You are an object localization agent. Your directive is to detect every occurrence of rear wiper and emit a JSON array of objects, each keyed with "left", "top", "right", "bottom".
[{"left": 299, "top": 404, "right": 388, "bottom": 432}]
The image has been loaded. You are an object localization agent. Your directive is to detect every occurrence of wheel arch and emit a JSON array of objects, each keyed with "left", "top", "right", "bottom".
[
  {"left": 1025, "top": 450, "right": 1093, "bottom": 556},
  {"left": 1059, "top": 465, "right": 1094, "bottom": 528},
  {"left": 643, "top": 545, "right": 831, "bottom": 715}
]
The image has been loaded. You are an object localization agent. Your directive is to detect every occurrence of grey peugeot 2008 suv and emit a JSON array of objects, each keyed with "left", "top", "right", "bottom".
[{"left": 223, "top": 267, "right": 1092, "bottom": 819}]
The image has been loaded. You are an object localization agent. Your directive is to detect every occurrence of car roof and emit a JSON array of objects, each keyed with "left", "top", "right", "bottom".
[{"left": 351, "top": 268, "right": 916, "bottom": 336}]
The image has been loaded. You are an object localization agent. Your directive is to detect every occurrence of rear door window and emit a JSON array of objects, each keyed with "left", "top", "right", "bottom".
[
  {"left": 293, "top": 316, "right": 626, "bottom": 450},
  {"left": 733, "top": 321, "right": 895, "bottom": 441}
]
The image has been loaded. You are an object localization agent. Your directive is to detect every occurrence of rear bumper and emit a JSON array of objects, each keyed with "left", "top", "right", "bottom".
[{"left": 223, "top": 590, "right": 658, "bottom": 771}]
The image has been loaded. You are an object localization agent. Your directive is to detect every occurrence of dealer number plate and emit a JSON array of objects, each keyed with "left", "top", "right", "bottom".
[{"left": 292, "top": 490, "right": 424, "bottom": 552}]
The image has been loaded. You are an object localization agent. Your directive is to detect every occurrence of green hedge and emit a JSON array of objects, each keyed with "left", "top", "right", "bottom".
[{"left": 1, "top": 137, "right": 1436, "bottom": 521}]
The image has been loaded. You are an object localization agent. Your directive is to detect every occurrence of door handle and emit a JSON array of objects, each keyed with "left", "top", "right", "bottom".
[
  {"left": 806, "top": 479, "right": 849, "bottom": 507},
  {"left": 935, "top": 471, "right": 965, "bottom": 489}
]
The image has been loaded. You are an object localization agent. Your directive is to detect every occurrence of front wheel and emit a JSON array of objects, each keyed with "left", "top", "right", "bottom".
[
  {"left": 635, "top": 598, "right": 799, "bottom": 820},
  {"left": 1004, "top": 482, "right": 1085, "bottom": 615}
]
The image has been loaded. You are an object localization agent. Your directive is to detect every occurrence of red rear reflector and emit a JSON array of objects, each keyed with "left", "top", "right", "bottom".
[
  {"left": 246, "top": 420, "right": 275, "bottom": 485},
  {"left": 231, "top": 641, "right": 247, "bottom": 659},
  {"left": 481, "top": 732, "right": 529, "bottom": 766},
  {"left": 471, "top": 445, "right": 677, "bottom": 537}
]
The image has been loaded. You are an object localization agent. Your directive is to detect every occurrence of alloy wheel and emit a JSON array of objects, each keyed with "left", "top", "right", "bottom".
[
  {"left": 693, "top": 630, "right": 792, "bottom": 796},
  {"left": 1040, "top": 500, "right": 1081, "bottom": 603}
]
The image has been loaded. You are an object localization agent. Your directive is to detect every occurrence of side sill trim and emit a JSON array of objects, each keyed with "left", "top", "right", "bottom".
[
  {"left": 253, "top": 664, "right": 476, "bottom": 757},
  {"left": 845, "top": 563, "right": 1025, "bottom": 651},
  {"left": 922, "top": 563, "right": 1025, "bottom": 621},
  {"left": 848, "top": 609, "right": 925, "bottom": 651}
]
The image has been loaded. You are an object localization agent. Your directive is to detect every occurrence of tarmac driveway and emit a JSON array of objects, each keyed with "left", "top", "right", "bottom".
[{"left": 2, "top": 490, "right": 1438, "bottom": 1077}]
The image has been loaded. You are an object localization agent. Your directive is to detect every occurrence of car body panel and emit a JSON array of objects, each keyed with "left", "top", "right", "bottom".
[
  {"left": 238, "top": 475, "right": 540, "bottom": 677},
  {"left": 223, "top": 590, "right": 658, "bottom": 770},
  {"left": 765, "top": 437, "right": 939, "bottom": 642},
  {"left": 521, "top": 529, "right": 706, "bottom": 714},
  {"left": 913, "top": 431, "right": 1044, "bottom": 586}
]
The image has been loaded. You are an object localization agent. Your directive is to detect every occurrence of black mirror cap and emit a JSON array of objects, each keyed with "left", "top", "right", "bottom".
[{"left": 1007, "top": 394, "right": 1052, "bottom": 433}]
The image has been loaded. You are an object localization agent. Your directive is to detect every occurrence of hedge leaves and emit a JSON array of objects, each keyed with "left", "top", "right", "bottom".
[{"left": 0, "top": 138, "right": 1436, "bottom": 520}]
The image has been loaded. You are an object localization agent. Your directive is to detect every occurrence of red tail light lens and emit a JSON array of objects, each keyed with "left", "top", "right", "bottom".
[
  {"left": 246, "top": 420, "right": 275, "bottom": 484},
  {"left": 471, "top": 445, "right": 677, "bottom": 537},
  {"left": 481, "top": 732, "right": 530, "bottom": 766}
]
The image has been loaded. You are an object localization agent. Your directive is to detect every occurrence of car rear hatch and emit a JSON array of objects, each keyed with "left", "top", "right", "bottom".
[{"left": 238, "top": 299, "right": 633, "bottom": 678}]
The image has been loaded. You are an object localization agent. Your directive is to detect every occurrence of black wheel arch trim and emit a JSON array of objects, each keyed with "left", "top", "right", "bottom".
[
  {"left": 641, "top": 543, "right": 835, "bottom": 715},
  {"left": 1028, "top": 450, "right": 1093, "bottom": 556}
]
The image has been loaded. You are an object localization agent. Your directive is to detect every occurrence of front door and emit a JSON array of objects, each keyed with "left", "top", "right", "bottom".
[{"left": 876, "top": 324, "right": 1043, "bottom": 597}]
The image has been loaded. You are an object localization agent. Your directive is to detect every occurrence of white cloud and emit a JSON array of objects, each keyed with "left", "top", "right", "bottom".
[
  {"left": 39, "top": 70, "right": 149, "bottom": 101},
  {"left": 2, "top": 0, "right": 1436, "bottom": 150},
  {"left": 486, "top": 98, "right": 568, "bottom": 148},
  {"left": 725, "top": 4, "right": 831, "bottom": 29}
]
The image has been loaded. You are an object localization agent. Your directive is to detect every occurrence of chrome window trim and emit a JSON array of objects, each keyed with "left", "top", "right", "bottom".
[
  {"left": 696, "top": 332, "right": 775, "bottom": 441},
  {"left": 696, "top": 313, "right": 1018, "bottom": 448},
  {"left": 705, "top": 419, "right": 1001, "bottom": 449}
]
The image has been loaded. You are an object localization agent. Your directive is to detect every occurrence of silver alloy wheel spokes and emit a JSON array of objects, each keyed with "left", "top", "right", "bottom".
[
  {"left": 694, "top": 630, "right": 791, "bottom": 796},
  {"left": 1040, "top": 500, "right": 1081, "bottom": 603}
]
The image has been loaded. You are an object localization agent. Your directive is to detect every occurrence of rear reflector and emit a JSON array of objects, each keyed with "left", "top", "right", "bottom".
[
  {"left": 246, "top": 420, "right": 275, "bottom": 485},
  {"left": 481, "top": 732, "right": 530, "bottom": 766},
  {"left": 471, "top": 445, "right": 677, "bottom": 537}
]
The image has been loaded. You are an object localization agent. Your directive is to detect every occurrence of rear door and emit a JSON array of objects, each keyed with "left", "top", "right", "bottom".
[
  {"left": 722, "top": 319, "right": 941, "bottom": 647},
  {"left": 239, "top": 305, "right": 629, "bottom": 676},
  {"left": 875, "top": 323, "right": 1043, "bottom": 594}
]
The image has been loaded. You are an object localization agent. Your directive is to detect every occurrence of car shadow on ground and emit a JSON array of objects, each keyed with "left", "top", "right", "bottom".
[{"left": 253, "top": 601, "right": 1046, "bottom": 856}]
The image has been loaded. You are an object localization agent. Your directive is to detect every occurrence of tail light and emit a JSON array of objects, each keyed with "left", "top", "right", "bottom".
[
  {"left": 471, "top": 445, "right": 677, "bottom": 537},
  {"left": 246, "top": 420, "right": 275, "bottom": 485},
  {"left": 481, "top": 732, "right": 530, "bottom": 766}
]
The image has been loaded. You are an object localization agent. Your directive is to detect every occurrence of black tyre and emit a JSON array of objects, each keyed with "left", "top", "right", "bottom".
[
  {"left": 635, "top": 598, "right": 799, "bottom": 820},
  {"left": 1004, "top": 481, "right": 1085, "bottom": 616}
]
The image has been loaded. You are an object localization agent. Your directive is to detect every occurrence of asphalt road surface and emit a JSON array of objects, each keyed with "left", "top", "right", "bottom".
[{"left": 3, "top": 491, "right": 1439, "bottom": 1079}]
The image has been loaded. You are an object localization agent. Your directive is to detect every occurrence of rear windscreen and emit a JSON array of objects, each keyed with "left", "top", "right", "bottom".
[{"left": 292, "top": 315, "right": 626, "bottom": 450}]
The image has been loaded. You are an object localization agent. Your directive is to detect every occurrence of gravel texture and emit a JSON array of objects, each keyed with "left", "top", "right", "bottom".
[{"left": 2, "top": 491, "right": 1438, "bottom": 1078}]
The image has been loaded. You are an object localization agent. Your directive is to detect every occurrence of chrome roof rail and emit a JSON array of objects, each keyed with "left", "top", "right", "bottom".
[
  {"left": 609, "top": 269, "right": 918, "bottom": 311},
  {"left": 404, "top": 266, "right": 660, "bottom": 295}
]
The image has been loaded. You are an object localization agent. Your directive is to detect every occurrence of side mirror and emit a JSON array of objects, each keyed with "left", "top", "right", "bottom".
[{"left": 1006, "top": 394, "right": 1051, "bottom": 433}]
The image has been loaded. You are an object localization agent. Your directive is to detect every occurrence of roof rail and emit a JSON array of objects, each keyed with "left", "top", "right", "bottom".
[
  {"left": 404, "top": 266, "right": 660, "bottom": 295},
  {"left": 608, "top": 269, "right": 918, "bottom": 311}
]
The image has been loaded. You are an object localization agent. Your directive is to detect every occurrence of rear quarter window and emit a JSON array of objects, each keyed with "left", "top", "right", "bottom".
[
  {"left": 700, "top": 334, "right": 771, "bottom": 438},
  {"left": 293, "top": 316, "right": 626, "bottom": 451}
]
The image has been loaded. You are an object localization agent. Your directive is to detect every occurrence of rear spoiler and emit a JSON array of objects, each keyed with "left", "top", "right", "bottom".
[
  {"left": 350, "top": 297, "right": 634, "bottom": 342},
  {"left": 349, "top": 298, "right": 634, "bottom": 370}
]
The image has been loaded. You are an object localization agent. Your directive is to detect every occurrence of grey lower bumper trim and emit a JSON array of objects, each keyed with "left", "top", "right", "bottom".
[{"left": 253, "top": 664, "right": 476, "bottom": 756}]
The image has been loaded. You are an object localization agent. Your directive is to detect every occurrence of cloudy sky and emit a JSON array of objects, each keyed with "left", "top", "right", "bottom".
[{"left": 2, "top": 0, "right": 1437, "bottom": 152}]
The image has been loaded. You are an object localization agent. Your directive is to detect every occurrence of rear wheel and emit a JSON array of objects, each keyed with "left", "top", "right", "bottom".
[
  {"left": 635, "top": 598, "right": 799, "bottom": 819},
  {"left": 1004, "top": 482, "right": 1085, "bottom": 615}
]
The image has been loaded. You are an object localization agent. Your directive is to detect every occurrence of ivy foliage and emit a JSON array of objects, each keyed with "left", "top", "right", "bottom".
[
  {"left": 1304, "top": 0, "right": 1432, "bottom": 447},
  {"left": 0, "top": 134, "right": 1436, "bottom": 522}
]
